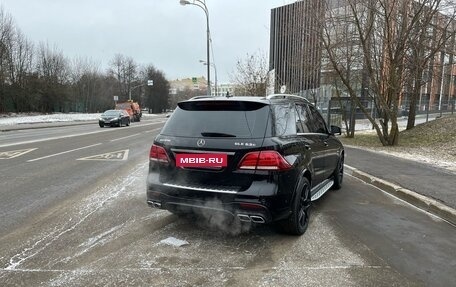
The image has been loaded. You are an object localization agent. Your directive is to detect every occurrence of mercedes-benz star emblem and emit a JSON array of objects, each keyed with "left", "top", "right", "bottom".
[{"left": 197, "top": 139, "right": 206, "bottom": 147}]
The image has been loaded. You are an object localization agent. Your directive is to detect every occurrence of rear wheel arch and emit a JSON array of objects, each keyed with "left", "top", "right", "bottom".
[{"left": 291, "top": 169, "right": 312, "bottom": 205}]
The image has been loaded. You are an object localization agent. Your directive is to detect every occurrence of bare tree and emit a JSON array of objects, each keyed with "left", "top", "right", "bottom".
[
  {"left": 168, "top": 87, "right": 203, "bottom": 109},
  {"left": 142, "top": 65, "right": 170, "bottom": 113},
  {"left": 0, "top": 6, "right": 175, "bottom": 114},
  {"left": 0, "top": 7, "right": 14, "bottom": 112},
  {"left": 231, "top": 51, "right": 269, "bottom": 96},
  {"left": 5, "top": 28, "right": 34, "bottom": 112},
  {"left": 109, "top": 54, "right": 138, "bottom": 101},
  {"left": 404, "top": 1, "right": 456, "bottom": 129},
  {"left": 322, "top": 0, "right": 456, "bottom": 146},
  {"left": 70, "top": 57, "right": 103, "bottom": 112},
  {"left": 35, "top": 42, "right": 70, "bottom": 112}
]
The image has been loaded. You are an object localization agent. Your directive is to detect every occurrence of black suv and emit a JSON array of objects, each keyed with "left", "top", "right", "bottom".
[{"left": 147, "top": 94, "right": 344, "bottom": 235}]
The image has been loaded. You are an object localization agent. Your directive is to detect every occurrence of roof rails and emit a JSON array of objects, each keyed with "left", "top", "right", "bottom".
[
  {"left": 189, "top": 95, "right": 213, "bottom": 100},
  {"left": 266, "top": 94, "right": 310, "bottom": 103}
]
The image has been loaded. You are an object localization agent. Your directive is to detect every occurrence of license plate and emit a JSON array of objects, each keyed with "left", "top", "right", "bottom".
[{"left": 176, "top": 153, "right": 227, "bottom": 168}]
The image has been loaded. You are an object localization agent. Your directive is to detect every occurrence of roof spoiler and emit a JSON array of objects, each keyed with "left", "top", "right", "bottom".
[{"left": 267, "top": 94, "right": 311, "bottom": 104}]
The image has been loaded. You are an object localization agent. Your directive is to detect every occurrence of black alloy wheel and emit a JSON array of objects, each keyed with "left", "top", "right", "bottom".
[{"left": 281, "top": 178, "right": 311, "bottom": 235}]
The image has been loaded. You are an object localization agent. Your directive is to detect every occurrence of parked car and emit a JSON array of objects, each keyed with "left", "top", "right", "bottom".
[
  {"left": 146, "top": 94, "right": 344, "bottom": 235},
  {"left": 99, "top": 110, "right": 131, "bottom": 127}
]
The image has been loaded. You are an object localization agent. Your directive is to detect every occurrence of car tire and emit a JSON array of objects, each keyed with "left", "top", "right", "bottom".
[
  {"left": 99, "top": 123, "right": 104, "bottom": 128},
  {"left": 126, "top": 120, "right": 130, "bottom": 126},
  {"left": 118, "top": 120, "right": 122, "bottom": 127},
  {"left": 332, "top": 154, "right": 344, "bottom": 190},
  {"left": 280, "top": 178, "right": 311, "bottom": 235}
]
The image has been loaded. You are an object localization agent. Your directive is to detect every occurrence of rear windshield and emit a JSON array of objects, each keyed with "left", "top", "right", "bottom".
[
  {"left": 102, "top": 110, "right": 120, "bottom": 116},
  {"left": 161, "top": 101, "right": 270, "bottom": 138}
]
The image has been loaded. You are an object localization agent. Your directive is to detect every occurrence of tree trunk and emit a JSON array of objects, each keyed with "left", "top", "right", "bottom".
[{"left": 406, "top": 88, "right": 419, "bottom": 130}]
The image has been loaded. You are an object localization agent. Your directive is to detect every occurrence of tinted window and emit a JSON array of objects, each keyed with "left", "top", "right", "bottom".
[
  {"left": 103, "top": 110, "right": 120, "bottom": 116},
  {"left": 161, "top": 101, "right": 270, "bottom": 138},
  {"left": 308, "top": 105, "right": 328, "bottom": 134},
  {"left": 295, "top": 104, "right": 312, "bottom": 133},
  {"left": 272, "top": 104, "right": 297, "bottom": 136}
]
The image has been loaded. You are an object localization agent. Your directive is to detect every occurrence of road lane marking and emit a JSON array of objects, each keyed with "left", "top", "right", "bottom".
[
  {"left": 77, "top": 150, "right": 129, "bottom": 161},
  {"left": 27, "top": 143, "right": 102, "bottom": 162},
  {"left": 0, "top": 121, "right": 165, "bottom": 148},
  {"left": 0, "top": 148, "right": 37, "bottom": 159},
  {"left": 110, "top": 133, "right": 141, "bottom": 142}
]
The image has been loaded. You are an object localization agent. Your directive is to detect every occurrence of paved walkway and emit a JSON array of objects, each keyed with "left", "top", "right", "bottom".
[{"left": 345, "top": 146, "right": 456, "bottom": 212}]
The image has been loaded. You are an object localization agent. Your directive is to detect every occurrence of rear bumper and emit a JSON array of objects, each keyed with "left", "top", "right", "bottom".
[
  {"left": 146, "top": 190, "right": 273, "bottom": 223},
  {"left": 99, "top": 119, "right": 120, "bottom": 126},
  {"left": 146, "top": 172, "right": 285, "bottom": 223}
]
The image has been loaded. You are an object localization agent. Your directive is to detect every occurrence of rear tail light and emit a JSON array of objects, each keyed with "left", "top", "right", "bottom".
[
  {"left": 238, "top": 151, "right": 291, "bottom": 171},
  {"left": 150, "top": 144, "right": 170, "bottom": 163}
]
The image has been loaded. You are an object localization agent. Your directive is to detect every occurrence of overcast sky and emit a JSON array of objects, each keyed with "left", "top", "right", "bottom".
[{"left": 0, "top": 0, "right": 295, "bottom": 83}]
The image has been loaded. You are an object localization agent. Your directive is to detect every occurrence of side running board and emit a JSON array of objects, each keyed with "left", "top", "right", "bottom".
[{"left": 311, "top": 179, "right": 334, "bottom": 201}]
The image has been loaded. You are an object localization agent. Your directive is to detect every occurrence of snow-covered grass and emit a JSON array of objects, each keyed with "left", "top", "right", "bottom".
[
  {"left": 0, "top": 113, "right": 101, "bottom": 125},
  {"left": 343, "top": 113, "right": 444, "bottom": 132},
  {"left": 341, "top": 115, "right": 456, "bottom": 173},
  {"left": 0, "top": 112, "right": 161, "bottom": 126}
]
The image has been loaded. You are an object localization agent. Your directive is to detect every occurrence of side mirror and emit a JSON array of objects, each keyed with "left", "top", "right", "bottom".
[{"left": 330, "top": 125, "right": 342, "bottom": 135}]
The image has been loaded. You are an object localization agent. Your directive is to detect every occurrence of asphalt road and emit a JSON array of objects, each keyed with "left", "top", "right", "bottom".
[{"left": 0, "top": 118, "right": 455, "bottom": 286}]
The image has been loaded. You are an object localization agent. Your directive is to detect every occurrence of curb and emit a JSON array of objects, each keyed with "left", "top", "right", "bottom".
[{"left": 345, "top": 165, "right": 456, "bottom": 225}]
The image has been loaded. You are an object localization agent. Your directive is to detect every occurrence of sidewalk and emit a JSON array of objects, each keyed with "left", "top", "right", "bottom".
[{"left": 345, "top": 146, "right": 456, "bottom": 224}]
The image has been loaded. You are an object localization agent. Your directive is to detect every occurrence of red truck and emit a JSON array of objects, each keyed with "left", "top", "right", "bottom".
[{"left": 115, "top": 100, "right": 142, "bottom": 122}]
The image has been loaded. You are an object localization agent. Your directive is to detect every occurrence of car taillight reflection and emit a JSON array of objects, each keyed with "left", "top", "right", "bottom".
[
  {"left": 238, "top": 150, "right": 291, "bottom": 171},
  {"left": 150, "top": 144, "right": 170, "bottom": 163}
]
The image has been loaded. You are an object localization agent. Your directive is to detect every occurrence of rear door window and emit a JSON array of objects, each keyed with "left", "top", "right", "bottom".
[
  {"left": 308, "top": 105, "right": 328, "bottom": 134},
  {"left": 272, "top": 103, "right": 297, "bottom": 136},
  {"left": 295, "top": 104, "right": 312, "bottom": 133}
]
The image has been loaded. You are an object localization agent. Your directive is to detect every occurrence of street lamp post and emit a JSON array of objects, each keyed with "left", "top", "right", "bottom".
[
  {"left": 180, "top": 0, "right": 211, "bottom": 96},
  {"left": 200, "top": 60, "right": 217, "bottom": 96},
  {"left": 129, "top": 83, "right": 144, "bottom": 101}
]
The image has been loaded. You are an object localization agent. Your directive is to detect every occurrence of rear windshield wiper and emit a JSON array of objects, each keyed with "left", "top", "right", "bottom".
[{"left": 201, "top": 132, "right": 236, "bottom": 138}]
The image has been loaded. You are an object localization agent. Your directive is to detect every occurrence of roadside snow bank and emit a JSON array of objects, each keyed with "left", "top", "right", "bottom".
[
  {"left": 0, "top": 112, "right": 161, "bottom": 126},
  {"left": 0, "top": 113, "right": 101, "bottom": 125}
]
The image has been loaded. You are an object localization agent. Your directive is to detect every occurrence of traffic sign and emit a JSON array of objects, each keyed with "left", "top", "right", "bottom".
[
  {"left": 147, "top": 80, "right": 154, "bottom": 86},
  {"left": 192, "top": 77, "right": 198, "bottom": 84}
]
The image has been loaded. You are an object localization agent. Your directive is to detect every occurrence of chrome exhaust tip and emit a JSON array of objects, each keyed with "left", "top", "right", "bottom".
[
  {"left": 237, "top": 214, "right": 251, "bottom": 222},
  {"left": 250, "top": 216, "right": 266, "bottom": 224},
  {"left": 147, "top": 200, "right": 162, "bottom": 208}
]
